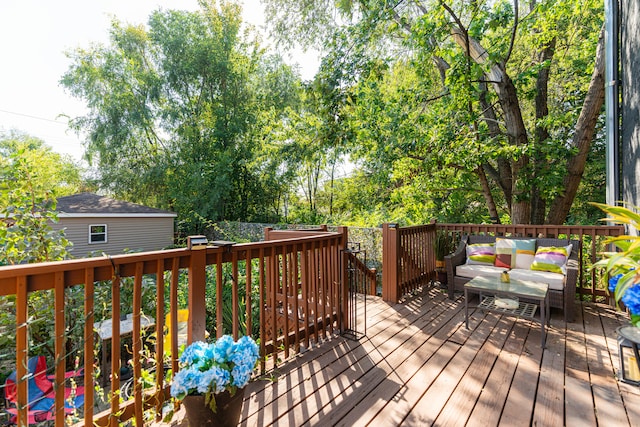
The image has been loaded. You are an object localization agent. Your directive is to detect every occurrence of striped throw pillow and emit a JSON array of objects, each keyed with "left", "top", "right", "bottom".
[
  {"left": 530, "top": 246, "right": 570, "bottom": 274},
  {"left": 466, "top": 243, "right": 496, "bottom": 265}
]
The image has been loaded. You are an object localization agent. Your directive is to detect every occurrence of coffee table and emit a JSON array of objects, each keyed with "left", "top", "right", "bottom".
[{"left": 464, "top": 276, "right": 550, "bottom": 347}]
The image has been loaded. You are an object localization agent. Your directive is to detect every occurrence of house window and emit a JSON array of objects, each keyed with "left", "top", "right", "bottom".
[{"left": 89, "top": 224, "right": 107, "bottom": 244}]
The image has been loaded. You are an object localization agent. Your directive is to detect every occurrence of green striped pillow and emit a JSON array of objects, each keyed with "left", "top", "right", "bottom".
[
  {"left": 530, "top": 246, "right": 570, "bottom": 274},
  {"left": 466, "top": 243, "right": 496, "bottom": 265}
]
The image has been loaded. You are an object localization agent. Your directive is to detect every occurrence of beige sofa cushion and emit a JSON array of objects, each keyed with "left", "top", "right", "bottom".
[{"left": 456, "top": 264, "right": 565, "bottom": 291}]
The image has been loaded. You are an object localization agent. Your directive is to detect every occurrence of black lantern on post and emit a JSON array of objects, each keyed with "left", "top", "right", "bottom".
[{"left": 617, "top": 325, "right": 640, "bottom": 385}]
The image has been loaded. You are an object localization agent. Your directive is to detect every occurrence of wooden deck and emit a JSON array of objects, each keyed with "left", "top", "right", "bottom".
[{"left": 162, "top": 285, "right": 640, "bottom": 426}]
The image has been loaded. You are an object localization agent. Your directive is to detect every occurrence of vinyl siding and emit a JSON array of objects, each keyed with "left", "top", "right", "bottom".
[{"left": 51, "top": 217, "right": 175, "bottom": 258}]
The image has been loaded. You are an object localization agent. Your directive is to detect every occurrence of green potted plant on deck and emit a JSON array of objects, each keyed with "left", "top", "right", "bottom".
[
  {"left": 592, "top": 203, "right": 640, "bottom": 385},
  {"left": 591, "top": 203, "right": 640, "bottom": 317}
]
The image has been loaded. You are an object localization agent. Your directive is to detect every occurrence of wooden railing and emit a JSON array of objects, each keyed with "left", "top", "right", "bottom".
[
  {"left": 266, "top": 227, "right": 378, "bottom": 296},
  {"left": 346, "top": 251, "right": 377, "bottom": 296},
  {"left": 0, "top": 229, "right": 348, "bottom": 427},
  {"left": 381, "top": 222, "right": 625, "bottom": 303},
  {"left": 381, "top": 223, "right": 437, "bottom": 301}
]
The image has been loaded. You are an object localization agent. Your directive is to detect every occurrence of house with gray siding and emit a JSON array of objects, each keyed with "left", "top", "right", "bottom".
[
  {"left": 52, "top": 193, "right": 177, "bottom": 258},
  {"left": 606, "top": 0, "right": 640, "bottom": 208}
]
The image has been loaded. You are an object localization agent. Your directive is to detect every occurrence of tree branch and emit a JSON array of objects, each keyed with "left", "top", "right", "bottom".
[{"left": 504, "top": 0, "right": 519, "bottom": 65}]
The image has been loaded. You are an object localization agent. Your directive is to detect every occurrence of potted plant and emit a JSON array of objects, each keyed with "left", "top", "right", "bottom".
[
  {"left": 434, "top": 230, "right": 454, "bottom": 284},
  {"left": 592, "top": 203, "right": 640, "bottom": 384},
  {"left": 592, "top": 203, "right": 640, "bottom": 318},
  {"left": 170, "top": 335, "right": 259, "bottom": 427}
]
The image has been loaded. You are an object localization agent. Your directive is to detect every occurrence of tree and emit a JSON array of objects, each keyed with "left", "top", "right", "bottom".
[
  {"left": 61, "top": 0, "right": 302, "bottom": 232},
  {"left": 0, "top": 132, "right": 82, "bottom": 264},
  {"left": 0, "top": 133, "right": 83, "bottom": 367},
  {"left": 263, "top": 0, "right": 606, "bottom": 224}
]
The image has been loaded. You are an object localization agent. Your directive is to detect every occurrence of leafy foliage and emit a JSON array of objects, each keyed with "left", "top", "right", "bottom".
[
  {"left": 0, "top": 133, "right": 84, "bottom": 373},
  {"left": 0, "top": 133, "right": 80, "bottom": 265},
  {"left": 61, "top": 1, "right": 301, "bottom": 234},
  {"left": 263, "top": 0, "right": 607, "bottom": 225},
  {"left": 592, "top": 203, "right": 640, "bottom": 326}
]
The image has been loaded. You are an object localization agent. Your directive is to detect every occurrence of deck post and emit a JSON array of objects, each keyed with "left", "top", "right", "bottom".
[
  {"left": 382, "top": 223, "right": 400, "bottom": 303},
  {"left": 188, "top": 239, "right": 208, "bottom": 343},
  {"left": 338, "top": 226, "right": 349, "bottom": 333}
]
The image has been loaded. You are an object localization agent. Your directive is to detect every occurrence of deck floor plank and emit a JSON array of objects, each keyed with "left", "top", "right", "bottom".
[
  {"left": 399, "top": 310, "right": 502, "bottom": 425},
  {"left": 433, "top": 316, "right": 516, "bottom": 426},
  {"left": 247, "top": 287, "right": 446, "bottom": 426},
  {"left": 564, "top": 302, "right": 598, "bottom": 426},
  {"left": 465, "top": 318, "right": 531, "bottom": 427},
  {"left": 305, "top": 289, "right": 456, "bottom": 426},
  {"left": 365, "top": 304, "right": 471, "bottom": 426},
  {"left": 532, "top": 316, "right": 566, "bottom": 427},
  {"left": 335, "top": 296, "right": 466, "bottom": 426},
  {"left": 594, "top": 303, "right": 640, "bottom": 424},
  {"left": 159, "top": 288, "right": 638, "bottom": 427},
  {"left": 495, "top": 306, "right": 544, "bottom": 426},
  {"left": 583, "top": 303, "right": 630, "bottom": 426}
]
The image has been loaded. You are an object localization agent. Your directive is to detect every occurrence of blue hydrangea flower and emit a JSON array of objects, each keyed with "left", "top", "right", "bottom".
[
  {"left": 609, "top": 273, "right": 623, "bottom": 293},
  {"left": 199, "top": 366, "right": 230, "bottom": 393},
  {"left": 231, "top": 363, "right": 253, "bottom": 388},
  {"left": 622, "top": 284, "right": 640, "bottom": 316},
  {"left": 237, "top": 336, "right": 259, "bottom": 359},
  {"left": 171, "top": 368, "right": 201, "bottom": 398},
  {"left": 172, "top": 335, "right": 258, "bottom": 400},
  {"left": 213, "top": 335, "right": 235, "bottom": 364},
  {"left": 179, "top": 341, "right": 208, "bottom": 365}
]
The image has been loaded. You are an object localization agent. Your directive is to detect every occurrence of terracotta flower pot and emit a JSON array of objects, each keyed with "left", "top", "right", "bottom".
[{"left": 182, "top": 388, "right": 246, "bottom": 427}]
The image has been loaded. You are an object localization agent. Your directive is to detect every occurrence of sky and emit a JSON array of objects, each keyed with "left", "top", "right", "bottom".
[{"left": 0, "top": 0, "right": 319, "bottom": 162}]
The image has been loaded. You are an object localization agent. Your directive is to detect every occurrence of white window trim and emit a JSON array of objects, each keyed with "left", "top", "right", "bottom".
[{"left": 89, "top": 224, "right": 108, "bottom": 244}]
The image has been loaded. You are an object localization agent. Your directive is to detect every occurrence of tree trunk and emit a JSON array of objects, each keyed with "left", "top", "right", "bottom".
[
  {"left": 532, "top": 38, "right": 556, "bottom": 224},
  {"left": 478, "top": 81, "right": 513, "bottom": 207},
  {"left": 450, "top": 27, "right": 531, "bottom": 223},
  {"left": 477, "top": 166, "right": 500, "bottom": 222},
  {"left": 546, "top": 27, "right": 605, "bottom": 225},
  {"left": 494, "top": 69, "right": 530, "bottom": 224}
]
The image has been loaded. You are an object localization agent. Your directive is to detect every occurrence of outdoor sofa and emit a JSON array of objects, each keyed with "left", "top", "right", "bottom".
[{"left": 445, "top": 235, "right": 580, "bottom": 322}]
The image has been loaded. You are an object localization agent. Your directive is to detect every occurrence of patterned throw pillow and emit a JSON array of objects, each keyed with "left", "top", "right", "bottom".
[
  {"left": 466, "top": 243, "right": 496, "bottom": 265},
  {"left": 530, "top": 246, "right": 570, "bottom": 274},
  {"left": 494, "top": 238, "right": 536, "bottom": 269}
]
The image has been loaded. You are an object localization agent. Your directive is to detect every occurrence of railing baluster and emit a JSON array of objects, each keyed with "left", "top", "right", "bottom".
[
  {"left": 154, "top": 258, "right": 165, "bottom": 421},
  {"left": 232, "top": 250, "right": 239, "bottom": 340},
  {"left": 282, "top": 245, "right": 290, "bottom": 359},
  {"left": 269, "top": 246, "right": 278, "bottom": 367},
  {"left": 323, "top": 239, "right": 331, "bottom": 335},
  {"left": 258, "top": 248, "right": 266, "bottom": 373},
  {"left": 132, "top": 262, "right": 143, "bottom": 426},
  {"left": 313, "top": 240, "right": 320, "bottom": 343},
  {"left": 216, "top": 253, "right": 224, "bottom": 338},
  {"left": 292, "top": 247, "right": 300, "bottom": 353},
  {"left": 110, "top": 266, "right": 121, "bottom": 427},
  {"left": 169, "top": 256, "right": 180, "bottom": 414},
  {"left": 83, "top": 267, "right": 95, "bottom": 426},
  {"left": 54, "top": 271, "right": 64, "bottom": 427},
  {"left": 245, "top": 250, "right": 252, "bottom": 339},
  {"left": 16, "top": 275, "right": 28, "bottom": 427},
  {"left": 301, "top": 242, "right": 310, "bottom": 350}
]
